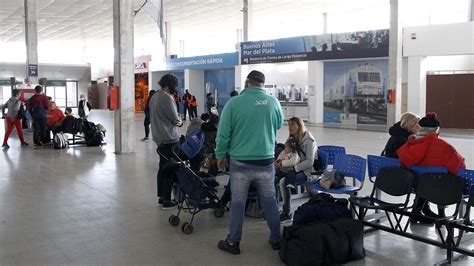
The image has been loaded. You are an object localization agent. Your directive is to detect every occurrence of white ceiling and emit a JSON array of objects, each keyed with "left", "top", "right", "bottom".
[{"left": 0, "top": 0, "right": 389, "bottom": 43}]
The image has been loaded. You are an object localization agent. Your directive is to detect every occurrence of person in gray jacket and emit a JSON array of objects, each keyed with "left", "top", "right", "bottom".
[
  {"left": 2, "top": 89, "right": 28, "bottom": 148},
  {"left": 275, "top": 117, "right": 317, "bottom": 221},
  {"left": 149, "top": 74, "right": 183, "bottom": 209}
]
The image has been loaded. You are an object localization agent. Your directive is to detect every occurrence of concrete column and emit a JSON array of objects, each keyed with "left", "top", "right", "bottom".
[
  {"left": 24, "top": 0, "right": 38, "bottom": 83},
  {"left": 179, "top": 40, "right": 185, "bottom": 57},
  {"left": 387, "top": 0, "right": 403, "bottom": 125},
  {"left": 113, "top": 0, "right": 135, "bottom": 154},
  {"left": 407, "top": 56, "right": 427, "bottom": 116},
  {"left": 165, "top": 21, "right": 171, "bottom": 58},
  {"left": 322, "top": 13, "right": 328, "bottom": 34},
  {"left": 307, "top": 61, "right": 324, "bottom": 124},
  {"left": 234, "top": 65, "right": 248, "bottom": 93},
  {"left": 469, "top": 0, "right": 474, "bottom": 21},
  {"left": 185, "top": 69, "right": 205, "bottom": 115},
  {"left": 243, "top": 0, "right": 253, "bottom": 41}
]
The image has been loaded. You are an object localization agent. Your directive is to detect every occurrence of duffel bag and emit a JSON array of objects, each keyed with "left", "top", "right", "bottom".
[
  {"left": 292, "top": 192, "right": 351, "bottom": 226},
  {"left": 279, "top": 218, "right": 365, "bottom": 266}
]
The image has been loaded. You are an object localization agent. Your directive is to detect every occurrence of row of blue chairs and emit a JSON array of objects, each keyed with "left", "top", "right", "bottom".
[{"left": 300, "top": 145, "right": 474, "bottom": 200}]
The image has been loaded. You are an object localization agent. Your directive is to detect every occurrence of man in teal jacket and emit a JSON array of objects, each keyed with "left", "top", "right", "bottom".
[{"left": 216, "top": 70, "right": 284, "bottom": 255}]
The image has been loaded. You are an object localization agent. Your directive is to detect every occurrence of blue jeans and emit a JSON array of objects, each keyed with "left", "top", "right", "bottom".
[
  {"left": 228, "top": 160, "right": 281, "bottom": 244},
  {"left": 279, "top": 171, "right": 307, "bottom": 215}
]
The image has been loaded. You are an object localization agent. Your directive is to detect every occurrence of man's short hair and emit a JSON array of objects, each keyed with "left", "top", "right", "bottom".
[
  {"left": 65, "top": 107, "right": 73, "bottom": 114},
  {"left": 247, "top": 70, "right": 265, "bottom": 84},
  {"left": 158, "top": 74, "right": 179, "bottom": 89},
  {"left": 12, "top": 89, "right": 20, "bottom": 97},
  {"left": 34, "top": 85, "right": 43, "bottom": 93}
]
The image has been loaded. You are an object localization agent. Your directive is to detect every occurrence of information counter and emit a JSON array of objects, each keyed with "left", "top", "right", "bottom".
[{"left": 280, "top": 101, "right": 309, "bottom": 121}]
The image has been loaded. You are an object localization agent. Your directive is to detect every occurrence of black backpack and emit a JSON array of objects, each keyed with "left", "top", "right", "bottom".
[
  {"left": 279, "top": 218, "right": 366, "bottom": 266},
  {"left": 292, "top": 193, "right": 351, "bottom": 226},
  {"left": 83, "top": 121, "right": 103, "bottom": 146}
]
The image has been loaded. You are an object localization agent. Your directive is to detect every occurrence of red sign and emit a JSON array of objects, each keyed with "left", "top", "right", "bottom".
[{"left": 19, "top": 89, "right": 36, "bottom": 103}]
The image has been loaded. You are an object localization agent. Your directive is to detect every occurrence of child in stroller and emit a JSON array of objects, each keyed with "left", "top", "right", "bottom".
[{"left": 163, "top": 144, "right": 225, "bottom": 235}]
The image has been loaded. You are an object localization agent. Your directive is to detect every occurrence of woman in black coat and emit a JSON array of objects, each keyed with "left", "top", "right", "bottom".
[{"left": 382, "top": 112, "right": 420, "bottom": 158}]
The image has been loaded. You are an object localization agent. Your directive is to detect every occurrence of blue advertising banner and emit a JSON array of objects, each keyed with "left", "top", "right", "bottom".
[
  {"left": 241, "top": 29, "right": 389, "bottom": 64},
  {"left": 166, "top": 52, "right": 239, "bottom": 70}
]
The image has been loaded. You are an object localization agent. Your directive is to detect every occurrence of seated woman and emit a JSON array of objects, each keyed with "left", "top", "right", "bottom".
[
  {"left": 382, "top": 112, "right": 420, "bottom": 158},
  {"left": 46, "top": 101, "right": 65, "bottom": 140},
  {"left": 276, "top": 117, "right": 317, "bottom": 222}
]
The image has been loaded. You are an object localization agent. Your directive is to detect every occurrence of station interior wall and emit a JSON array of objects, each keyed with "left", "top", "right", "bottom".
[{"left": 0, "top": 62, "right": 91, "bottom": 112}]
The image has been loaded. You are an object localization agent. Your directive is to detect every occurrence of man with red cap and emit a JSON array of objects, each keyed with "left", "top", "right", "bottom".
[{"left": 397, "top": 112, "right": 465, "bottom": 220}]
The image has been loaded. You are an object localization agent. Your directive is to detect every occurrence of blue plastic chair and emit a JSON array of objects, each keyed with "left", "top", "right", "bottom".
[
  {"left": 318, "top": 145, "right": 346, "bottom": 166},
  {"left": 457, "top": 168, "right": 474, "bottom": 197},
  {"left": 305, "top": 154, "right": 366, "bottom": 195},
  {"left": 317, "top": 149, "right": 329, "bottom": 170},
  {"left": 367, "top": 155, "right": 400, "bottom": 183},
  {"left": 409, "top": 166, "right": 448, "bottom": 176},
  {"left": 409, "top": 166, "right": 448, "bottom": 186}
]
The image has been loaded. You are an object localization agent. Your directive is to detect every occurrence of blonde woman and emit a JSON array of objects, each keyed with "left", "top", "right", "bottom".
[
  {"left": 382, "top": 112, "right": 420, "bottom": 158},
  {"left": 275, "top": 117, "right": 317, "bottom": 221}
]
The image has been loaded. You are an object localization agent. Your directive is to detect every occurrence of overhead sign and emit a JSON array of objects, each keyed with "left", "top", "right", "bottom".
[
  {"left": 241, "top": 29, "right": 389, "bottom": 64},
  {"left": 28, "top": 64, "right": 38, "bottom": 77},
  {"left": 166, "top": 52, "right": 239, "bottom": 70},
  {"left": 135, "top": 55, "right": 151, "bottom": 74},
  {"left": 46, "top": 80, "right": 66, "bottom": 87}
]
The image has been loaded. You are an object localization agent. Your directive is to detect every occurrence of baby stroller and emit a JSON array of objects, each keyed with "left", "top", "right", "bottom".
[{"left": 162, "top": 143, "right": 225, "bottom": 235}]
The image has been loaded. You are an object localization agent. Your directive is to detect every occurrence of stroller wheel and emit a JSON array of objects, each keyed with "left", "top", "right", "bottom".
[
  {"left": 181, "top": 222, "right": 194, "bottom": 234},
  {"left": 214, "top": 208, "right": 225, "bottom": 218},
  {"left": 169, "top": 215, "right": 180, "bottom": 226}
]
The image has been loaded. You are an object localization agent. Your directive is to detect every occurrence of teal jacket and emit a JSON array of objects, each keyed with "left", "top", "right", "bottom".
[{"left": 215, "top": 87, "right": 284, "bottom": 161}]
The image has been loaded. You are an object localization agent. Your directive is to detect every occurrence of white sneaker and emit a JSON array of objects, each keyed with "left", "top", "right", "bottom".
[{"left": 286, "top": 184, "right": 295, "bottom": 189}]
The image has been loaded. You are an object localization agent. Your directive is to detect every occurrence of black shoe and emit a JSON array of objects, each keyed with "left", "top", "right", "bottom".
[
  {"left": 269, "top": 240, "right": 281, "bottom": 251},
  {"left": 2, "top": 143, "right": 9, "bottom": 149},
  {"left": 218, "top": 240, "right": 240, "bottom": 255},
  {"left": 21, "top": 142, "right": 29, "bottom": 146},
  {"left": 280, "top": 212, "right": 292, "bottom": 222},
  {"left": 162, "top": 201, "right": 177, "bottom": 210},
  {"left": 158, "top": 198, "right": 164, "bottom": 205}
]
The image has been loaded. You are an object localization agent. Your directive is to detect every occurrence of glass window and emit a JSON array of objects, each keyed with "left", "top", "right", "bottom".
[
  {"left": 1, "top": 86, "right": 12, "bottom": 104},
  {"left": 66, "top": 81, "right": 78, "bottom": 107},
  {"left": 369, "top": 73, "right": 381, "bottom": 82},
  {"left": 45, "top": 81, "right": 78, "bottom": 108},
  {"left": 358, "top": 72, "right": 369, "bottom": 82},
  {"left": 54, "top": 86, "right": 66, "bottom": 107}
]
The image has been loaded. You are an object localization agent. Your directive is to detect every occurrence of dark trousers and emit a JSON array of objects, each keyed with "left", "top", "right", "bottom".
[
  {"left": 183, "top": 104, "right": 188, "bottom": 120},
  {"left": 32, "top": 117, "right": 47, "bottom": 145},
  {"left": 190, "top": 106, "right": 197, "bottom": 119},
  {"left": 144, "top": 115, "right": 150, "bottom": 138},
  {"left": 157, "top": 142, "right": 178, "bottom": 201}
]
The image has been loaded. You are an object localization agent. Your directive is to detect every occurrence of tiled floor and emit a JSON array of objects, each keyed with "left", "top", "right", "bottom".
[{"left": 0, "top": 110, "right": 473, "bottom": 265}]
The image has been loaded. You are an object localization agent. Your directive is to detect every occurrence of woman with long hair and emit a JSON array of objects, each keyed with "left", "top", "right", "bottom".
[{"left": 276, "top": 117, "right": 317, "bottom": 221}]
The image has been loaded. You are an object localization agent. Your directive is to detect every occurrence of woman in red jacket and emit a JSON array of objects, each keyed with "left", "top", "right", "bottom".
[{"left": 397, "top": 112, "right": 465, "bottom": 221}]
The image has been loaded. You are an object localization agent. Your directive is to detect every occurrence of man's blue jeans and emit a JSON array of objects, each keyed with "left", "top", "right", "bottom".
[{"left": 228, "top": 160, "right": 281, "bottom": 244}]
